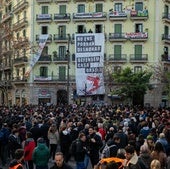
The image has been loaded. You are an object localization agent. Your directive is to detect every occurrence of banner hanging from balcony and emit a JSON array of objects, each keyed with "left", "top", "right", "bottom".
[
  {"left": 75, "top": 33, "right": 105, "bottom": 96},
  {"left": 25, "top": 34, "right": 49, "bottom": 77}
]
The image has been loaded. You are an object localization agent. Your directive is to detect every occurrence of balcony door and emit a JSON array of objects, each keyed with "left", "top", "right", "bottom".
[
  {"left": 135, "top": 2, "right": 143, "bottom": 11},
  {"left": 42, "top": 6, "right": 48, "bottom": 14},
  {"left": 114, "top": 45, "right": 121, "bottom": 60},
  {"left": 40, "top": 66, "right": 48, "bottom": 77},
  {"left": 59, "top": 5, "right": 66, "bottom": 15},
  {"left": 114, "top": 24, "right": 122, "bottom": 37},
  {"left": 59, "top": 66, "right": 66, "bottom": 81},
  {"left": 59, "top": 46, "right": 66, "bottom": 59},
  {"left": 58, "top": 26, "right": 66, "bottom": 38},
  {"left": 135, "top": 45, "right": 142, "bottom": 59}
]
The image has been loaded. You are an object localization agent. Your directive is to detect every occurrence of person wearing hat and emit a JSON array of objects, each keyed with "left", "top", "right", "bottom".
[
  {"left": 9, "top": 149, "right": 24, "bottom": 169},
  {"left": 32, "top": 137, "right": 50, "bottom": 169}
]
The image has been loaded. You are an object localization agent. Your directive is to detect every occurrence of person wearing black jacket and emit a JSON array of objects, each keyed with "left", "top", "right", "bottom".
[{"left": 50, "top": 152, "right": 73, "bottom": 169}]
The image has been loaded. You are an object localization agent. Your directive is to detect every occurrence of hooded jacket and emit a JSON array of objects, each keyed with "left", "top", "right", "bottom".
[{"left": 32, "top": 142, "right": 50, "bottom": 166}]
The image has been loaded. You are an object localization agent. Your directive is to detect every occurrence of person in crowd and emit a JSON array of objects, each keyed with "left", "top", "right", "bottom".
[
  {"left": 9, "top": 149, "right": 24, "bottom": 169},
  {"left": 141, "top": 135, "right": 155, "bottom": 154},
  {"left": 150, "top": 142, "right": 167, "bottom": 169},
  {"left": 87, "top": 126, "right": 103, "bottom": 169},
  {"left": 23, "top": 131, "right": 36, "bottom": 169},
  {"left": 48, "top": 124, "right": 59, "bottom": 161},
  {"left": 8, "top": 129, "right": 22, "bottom": 158},
  {"left": 156, "top": 133, "right": 168, "bottom": 152},
  {"left": 150, "top": 160, "right": 161, "bottom": 169},
  {"left": 139, "top": 121, "right": 150, "bottom": 139},
  {"left": 123, "top": 145, "right": 147, "bottom": 169},
  {"left": 0, "top": 122, "right": 10, "bottom": 166},
  {"left": 50, "top": 152, "right": 73, "bottom": 169},
  {"left": 32, "top": 137, "right": 50, "bottom": 169}
]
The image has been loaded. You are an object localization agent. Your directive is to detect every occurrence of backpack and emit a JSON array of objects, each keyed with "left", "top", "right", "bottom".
[{"left": 101, "top": 144, "right": 117, "bottom": 158}]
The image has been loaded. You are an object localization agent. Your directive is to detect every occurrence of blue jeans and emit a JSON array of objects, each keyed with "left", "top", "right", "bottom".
[
  {"left": 76, "top": 161, "right": 86, "bottom": 169},
  {"left": 84, "top": 155, "right": 89, "bottom": 169}
]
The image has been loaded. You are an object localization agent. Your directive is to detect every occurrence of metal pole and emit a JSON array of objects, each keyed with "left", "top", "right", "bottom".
[{"left": 67, "top": 34, "right": 71, "bottom": 104}]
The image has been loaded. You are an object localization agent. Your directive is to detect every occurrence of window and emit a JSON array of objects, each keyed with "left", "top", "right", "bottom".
[
  {"left": 59, "top": 5, "right": 66, "bottom": 14},
  {"left": 135, "top": 2, "right": 143, "bottom": 11},
  {"left": 135, "top": 45, "right": 142, "bottom": 59},
  {"left": 134, "top": 66, "right": 142, "bottom": 73},
  {"left": 58, "top": 26, "right": 66, "bottom": 37},
  {"left": 96, "top": 4, "right": 103, "bottom": 12},
  {"left": 59, "top": 46, "right": 66, "bottom": 58},
  {"left": 17, "top": 32, "right": 20, "bottom": 39},
  {"left": 59, "top": 66, "right": 66, "bottom": 81},
  {"left": 23, "top": 29, "right": 26, "bottom": 37},
  {"left": 42, "top": 26, "right": 48, "bottom": 34},
  {"left": 164, "top": 26, "right": 169, "bottom": 35},
  {"left": 40, "top": 66, "right": 48, "bottom": 77},
  {"left": 114, "top": 24, "right": 122, "bottom": 34},
  {"left": 23, "top": 49, "right": 26, "bottom": 57},
  {"left": 135, "top": 23, "right": 143, "bottom": 32},
  {"left": 95, "top": 25, "right": 102, "bottom": 33},
  {"left": 77, "top": 25, "right": 85, "bottom": 33},
  {"left": 114, "top": 3, "right": 122, "bottom": 11},
  {"left": 164, "top": 5, "right": 169, "bottom": 15},
  {"left": 42, "top": 6, "right": 48, "bottom": 14},
  {"left": 114, "top": 45, "right": 121, "bottom": 59},
  {"left": 42, "top": 46, "right": 48, "bottom": 56},
  {"left": 78, "top": 4, "right": 85, "bottom": 13},
  {"left": 22, "top": 67, "right": 25, "bottom": 76}
]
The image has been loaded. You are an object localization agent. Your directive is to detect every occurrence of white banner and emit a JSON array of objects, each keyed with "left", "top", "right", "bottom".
[
  {"left": 75, "top": 33, "right": 105, "bottom": 96},
  {"left": 25, "top": 34, "right": 49, "bottom": 76}
]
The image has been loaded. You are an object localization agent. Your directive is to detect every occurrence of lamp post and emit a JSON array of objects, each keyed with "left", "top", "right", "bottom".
[{"left": 67, "top": 34, "right": 71, "bottom": 104}]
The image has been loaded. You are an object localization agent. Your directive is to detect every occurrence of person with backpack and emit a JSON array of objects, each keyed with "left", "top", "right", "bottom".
[
  {"left": 71, "top": 132, "right": 88, "bottom": 169},
  {"left": 9, "top": 149, "right": 24, "bottom": 169},
  {"left": 101, "top": 134, "right": 120, "bottom": 158}
]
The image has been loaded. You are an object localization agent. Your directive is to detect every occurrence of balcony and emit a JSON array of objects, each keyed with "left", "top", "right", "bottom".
[
  {"left": 130, "top": 10, "right": 148, "bottom": 20},
  {"left": 162, "top": 13, "right": 170, "bottom": 23},
  {"left": 54, "top": 13, "right": 71, "bottom": 23},
  {"left": 36, "top": 14, "right": 52, "bottom": 23},
  {"left": 38, "top": 55, "right": 52, "bottom": 63},
  {"left": 54, "top": 0, "right": 71, "bottom": 3},
  {"left": 129, "top": 54, "right": 148, "bottom": 63},
  {"left": 109, "top": 33, "right": 127, "bottom": 42},
  {"left": 36, "top": 0, "right": 53, "bottom": 3},
  {"left": 13, "top": 0, "right": 28, "bottom": 14},
  {"left": 162, "top": 34, "right": 170, "bottom": 44},
  {"left": 108, "top": 54, "right": 127, "bottom": 63},
  {"left": 13, "top": 17, "right": 28, "bottom": 31},
  {"left": 1, "top": 12, "right": 13, "bottom": 23},
  {"left": 13, "top": 56, "right": 28, "bottom": 65},
  {"left": 109, "top": 11, "right": 127, "bottom": 21},
  {"left": 13, "top": 76, "right": 27, "bottom": 83},
  {"left": 53, "top": 34, "right": 69, "bottom": 43},
  {"left": 164, "top": 0, "right": 170, "bottom": 3},
  {"left": 73, "top": 12, "right": 107, "bottom": 22},
  {"left": 36, "top": 34, "right": 52, "bottom": 43},
  {"left": 125, "top": 32, "right": 148, "bottom": 42},
  {"left": 53, "top": 55, "right": 68, "bottom": 64}
]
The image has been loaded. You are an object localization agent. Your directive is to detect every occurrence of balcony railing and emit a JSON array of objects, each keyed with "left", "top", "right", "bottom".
[
  {"left": 38, "top": 55, "right": 52, "bottom": 62},
  {"left": 54, "top": 13, "right": 71, "bottom": 22},
  {"left": 53, "top": 34, "right": 69, "bottom": 43},
  {"left": 36, "top": 0, "right": 53, "bottom": 3},
  {"left": 13, "top": 76, "right": 27, "bottom": 82},
  {"left": 36, "top": 34, "right": 52, "bottom": 42},
  {"left": 162, "top": 13, "right": 170, "bottom": 23},
  {"left": 109, "top": 33, "right": 127, "bottom": 42},
  {"left": 13, "top": 0, "right": 28, "bottom": 14},
  {"left": 53, "top": 55, "right": 68, "bottom": 62},
  {"left": 13, "top": 56, "right": 28, "bottom": 64},
  {"left": 54, "top": 0, "right": 70, "bottom": 2},
  {"left": 130, "top": 54, "right": 148, "bottom": 62},
  {"left": 109, "top": 11, "right": 127, "bottom": 21},
  {"left": 162, "top": 34, "right": 170, "bottom": 44},
  {"left": 108, "top": 54, "right": 127, "bottom": 62},
  {"left": 1, "top": 12, "right": 13, "bottom": 23},
  {"left": 13, "top": 17, "right": 28, "bottom": 31},
  {"left": 36, "top": 14, "right": 52, "bottom": 23},
  {"left": 73, "top": 12, "right": 107, "bottom": 21},
  {"left": 125, "top": 32, "right": 148, "bottom": 41},
  {"left": 130, "top": 10, "right": 148, "bottom": 20}
]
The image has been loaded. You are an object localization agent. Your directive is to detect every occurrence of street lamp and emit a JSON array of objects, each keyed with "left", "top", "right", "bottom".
[{"left": 67, "top": 34, "right": 71, "bottom": 104}]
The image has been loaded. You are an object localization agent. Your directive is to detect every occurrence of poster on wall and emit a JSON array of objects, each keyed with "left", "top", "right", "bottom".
[
  {"left": 75, "top": 33, "right": 105, "bottom": 96},
  {"left": 25, "top": 34, "right": 49, "bottom": 77}
]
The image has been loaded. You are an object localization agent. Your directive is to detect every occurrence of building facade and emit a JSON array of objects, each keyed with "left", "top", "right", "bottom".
[{"left": 0, "top": 0, "right": 170, "bottom": 107}]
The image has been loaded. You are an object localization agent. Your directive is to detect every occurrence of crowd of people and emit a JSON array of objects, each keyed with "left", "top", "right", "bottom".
[{"left": 0, "top": 103, "right": 169, "bottom": 169}]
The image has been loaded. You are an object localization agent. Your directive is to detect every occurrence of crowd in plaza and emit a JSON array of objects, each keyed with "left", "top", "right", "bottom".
[{"left": 0, "top": 103, "right": 169, "bottom": 169}]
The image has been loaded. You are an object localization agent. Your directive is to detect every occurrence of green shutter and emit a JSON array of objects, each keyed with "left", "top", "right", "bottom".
[
  {"left": 78, "top": 5, "right": 85, "bottom": 13},
  {"left": 59, "top": 26, "right": 66, "bottom": 37},
  {"left": 115, "top": 24, "right": 122, "bottom": 34},
  {"left": 114, "top": 45, "right": 121, "bottom": 59},
  {"left": 165, "top": 26, "right": 169, "bottom": 35},
  {"left": 96, "top": 4, "right": 103, "bottom": 12},
  {"left": 135, "top": 45, "right": 142, "bottom": 59},
  {"left": 42, "top": 6, "right": 48, "bottom": 14},
  {"left": 59, "top": 66, "right": 66, "bottom": 81},
  {"left": 59, "top": 5, "right": 66, "bottom": 14}
]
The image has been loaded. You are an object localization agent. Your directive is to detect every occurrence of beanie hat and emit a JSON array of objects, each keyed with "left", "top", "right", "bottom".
[{"left": 146, "top": 135, "right": 153, "bottom": 140}]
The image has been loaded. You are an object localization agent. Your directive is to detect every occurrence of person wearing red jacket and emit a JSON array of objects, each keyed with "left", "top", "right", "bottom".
[{"left": 24, "top": 132, "right": 36, "bottom": 169}]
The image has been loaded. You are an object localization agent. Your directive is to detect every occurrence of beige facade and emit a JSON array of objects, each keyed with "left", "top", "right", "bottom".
[{"left": 0, "top": 0, "right": 170, "bottom": 107}]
